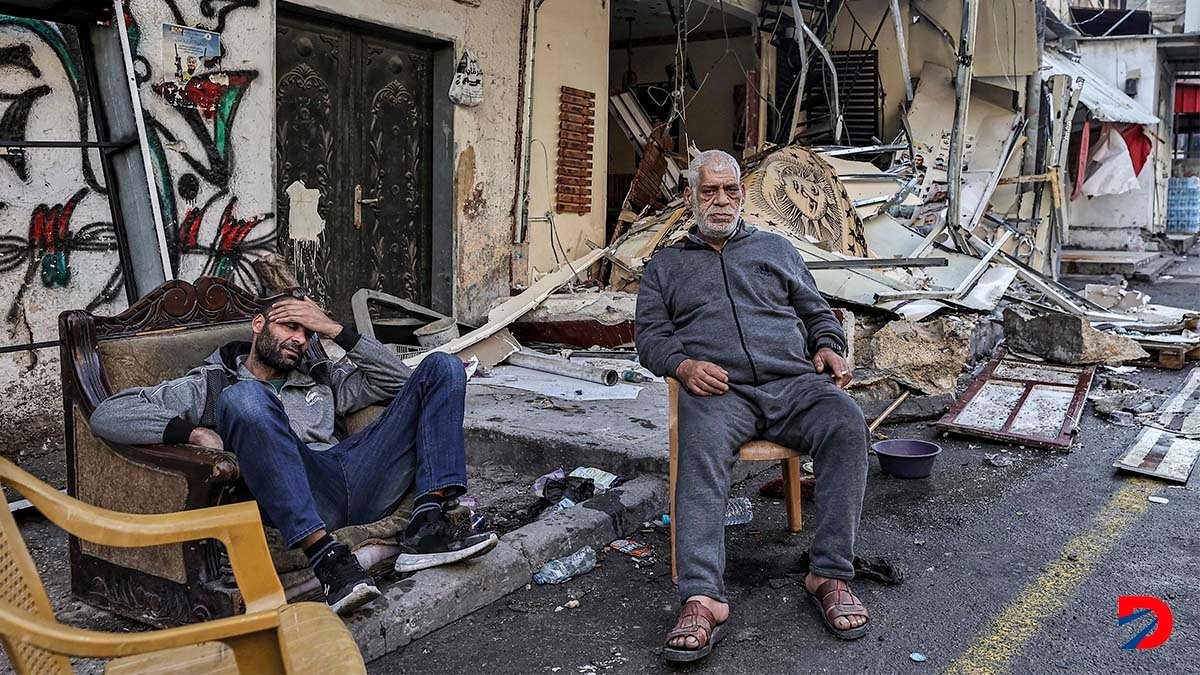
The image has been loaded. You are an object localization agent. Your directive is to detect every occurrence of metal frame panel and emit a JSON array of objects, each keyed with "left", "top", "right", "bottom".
[{"left": 937, "top": 347, "right": 1095, "bottom": 450}]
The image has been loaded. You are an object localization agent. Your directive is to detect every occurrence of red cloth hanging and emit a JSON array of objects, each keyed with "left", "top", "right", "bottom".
[
  {"left": 1072, "top": 122, "right": 1092, "bottom": 201},
  {"left": 1117, "top": 124, "right": 1151, "bottom": 176}
]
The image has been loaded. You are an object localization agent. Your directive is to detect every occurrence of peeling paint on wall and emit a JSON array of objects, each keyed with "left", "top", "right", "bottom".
[{"left": 285, "top": 180, "right": 324, "bottom": 241}]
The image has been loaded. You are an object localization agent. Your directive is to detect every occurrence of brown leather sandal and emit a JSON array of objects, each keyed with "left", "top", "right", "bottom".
[
  {"left": 663, "top": 600, "right": 729, "bottom": 663},
  {"left": 806, "top": 578, "right": 870, "bottom": 640}
]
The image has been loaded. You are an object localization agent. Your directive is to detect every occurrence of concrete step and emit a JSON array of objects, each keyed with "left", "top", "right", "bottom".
[{"left": 1060, "top": 249, "right": 1178, "bottom": 281}]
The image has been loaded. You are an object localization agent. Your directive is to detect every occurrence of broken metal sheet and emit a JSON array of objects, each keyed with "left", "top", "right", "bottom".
[
  {"left": 863, "top": 213, "right": 1016, "bottom": 311},
  {"left": 1114, "top": 429, "right": 1200, "bottom": 483},
  {"left": 906, "top": 63, "right": 1022, "bottom": 226},
  {"left": 822, "top": 155, "right": 906, "bottom": 220},
  {"left": 1113, "top": 367, "right": 1200, "bottom": 482},
  {"left": 1042, "top": 50, "right": 1159, "bottom": 125},
  {"left": 937, "top": 348, "right": 1096, "bottom": 450}
]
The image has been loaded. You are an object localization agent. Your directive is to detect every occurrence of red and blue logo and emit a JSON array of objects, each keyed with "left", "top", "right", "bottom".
[{"left": 1118, "top": 596, "right": 1173, "bottom": 650}]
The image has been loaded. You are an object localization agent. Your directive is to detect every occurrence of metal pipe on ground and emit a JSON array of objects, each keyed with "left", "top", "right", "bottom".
[{"left": 507, "top": 350, "right": 619, "bottom": 386}]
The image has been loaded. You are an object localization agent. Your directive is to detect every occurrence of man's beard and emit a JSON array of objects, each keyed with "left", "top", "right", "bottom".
[
  {"left": 695, "top": 203, "right": 742, "bottom": 240},
  {"left": 255, "top": 328, "right": 304, "bottom": 373}
]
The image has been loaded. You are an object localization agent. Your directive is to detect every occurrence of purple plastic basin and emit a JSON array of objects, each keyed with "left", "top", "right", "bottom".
[{"left": 872, "top": 439, "right": 942, "bottom": 479}]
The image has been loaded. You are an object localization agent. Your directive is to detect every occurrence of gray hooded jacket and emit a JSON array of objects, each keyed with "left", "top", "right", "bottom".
[
  {"left": 635, "top": 223, "right": 846, "bottom": 385},
  {"left": 89, "top": 325, "right": 410, "bottom": 451}
]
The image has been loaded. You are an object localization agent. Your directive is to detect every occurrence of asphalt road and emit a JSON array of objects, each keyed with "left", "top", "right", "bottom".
[{"left": 369, "top": 272, "right": 1199, "bottom": 675}]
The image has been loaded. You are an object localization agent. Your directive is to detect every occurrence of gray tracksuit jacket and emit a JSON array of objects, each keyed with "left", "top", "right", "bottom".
[
  {"left": 89, "top": 326, "right": 411, "bottom": 451},
  {"left": 635, "top": 223, "right": 846, "bottom": 385}
]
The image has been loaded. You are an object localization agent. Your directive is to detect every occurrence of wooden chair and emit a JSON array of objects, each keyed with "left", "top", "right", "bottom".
[
  {"left": 0, "top": 457, "right": 366, "bottom": 674},
  {"left": 667, "top": 378, "right": 804, "bottom": 581}
]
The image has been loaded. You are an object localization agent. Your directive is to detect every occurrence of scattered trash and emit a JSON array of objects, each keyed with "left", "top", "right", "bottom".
[
  {"left": 569, "top": 467, "right": 623, "bottom": 492},
  {"left": 533, "top": 546, "right": 597, "bottom": 585},
  {"left": 544, "top": 477, "right": 595, "bottom": 504},
  {"left": 1106, "top": 411, "right": 1136, "bottom": 427},
  {"left": 910, "top": 652, "right": 927, "bottom": 662},
  {"left": 531, "top": 397, "right": 589, "bottom": 412},
  {"left": 724, "top": 497, "right": 754, "bottom": 526},
  {"left": 609, "top": 539, "right": 653, "bottom": 559},
  {"left": 564, "top": 599, "right": 580, "bottom": 609},
  {"left": 532, "top": 469, "right": 567, "bottom": 498},
  {"left": 541, "top": 497, "right": 578, "bottom": 518},
  {"left": 531, "top": 469, "right": 595, "bottom": 518},
  {"left": 471, "top": 513, "right": 489, "bottom": 533},
  {"left": 1148, "top": 496, "right": 1169, "bottom": 504},
  {"left": 985, "top": 453, "right": 1013, "bottom": 467}
]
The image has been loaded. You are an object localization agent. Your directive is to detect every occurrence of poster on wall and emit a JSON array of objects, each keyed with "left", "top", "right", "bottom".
[{"left": 160, "top": 23, "right": 222, "bottom": 110}]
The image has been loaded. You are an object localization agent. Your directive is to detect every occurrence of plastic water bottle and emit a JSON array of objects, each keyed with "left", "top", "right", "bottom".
[
  {"left": 532, "top": 546, "right": 597, "bottom": 585},
  {"left": 724, "top": 497, "right": 754, "bottom": 526}
]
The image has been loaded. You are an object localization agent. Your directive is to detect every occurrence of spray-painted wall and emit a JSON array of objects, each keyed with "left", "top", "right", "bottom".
[
  {"left": 0, "top": 17, "right": 130, "bottom": 460},
  {"left": 126, "top": 0, "right": 276, "bottom": 290}
]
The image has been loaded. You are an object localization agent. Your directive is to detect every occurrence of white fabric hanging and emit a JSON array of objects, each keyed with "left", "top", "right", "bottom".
[{"left": 1081, "top": 125, "right": 1139, "bottom": 197}]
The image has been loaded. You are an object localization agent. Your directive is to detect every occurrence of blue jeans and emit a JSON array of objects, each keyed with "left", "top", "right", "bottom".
[{"left": 215, "top": 352, "right": 468, "bottom": 547}]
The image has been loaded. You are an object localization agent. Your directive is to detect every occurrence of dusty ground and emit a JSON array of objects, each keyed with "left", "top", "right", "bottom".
[{"left": 368, "top": 269, "right": 1200, "bottom": 674}]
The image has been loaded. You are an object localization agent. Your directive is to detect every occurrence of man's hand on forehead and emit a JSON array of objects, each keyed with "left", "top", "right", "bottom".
[{"left": 267, "top": 297, "right": 343, "bottom": 338}]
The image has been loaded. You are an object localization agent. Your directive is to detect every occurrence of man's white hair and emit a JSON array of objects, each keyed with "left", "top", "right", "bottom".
[{"left": 686, "top": 149, "right": 741, "bottom": 189}]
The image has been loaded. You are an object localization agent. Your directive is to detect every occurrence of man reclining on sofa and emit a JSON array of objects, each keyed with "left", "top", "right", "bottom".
[{"left": 90, "top": 287, "right": 496, "bottom": 615}]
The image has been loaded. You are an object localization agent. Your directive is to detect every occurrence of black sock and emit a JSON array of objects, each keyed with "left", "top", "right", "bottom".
[
  {"left": 406, "top": 494, "right": 443, "bottom": 536},
  {"left": 304, "top": 534, "right": 337, "bottom": 567}
]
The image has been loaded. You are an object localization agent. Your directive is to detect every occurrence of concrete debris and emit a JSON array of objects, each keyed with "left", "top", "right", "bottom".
[
  {"left": 1084, "top": 283, "right": 1150, "bottom": 314},
  {"left": 511, "top": 291, "right": 636, "bottom": 348},
  {"left": 853, "top": 315, "right": 994, "bottom": 396},
  {"left": 984, "top": 453, "right": 1013, "bottom": 467},
  {"left": 1003, "top": 308, "right": 1149, "bottom": 366}
]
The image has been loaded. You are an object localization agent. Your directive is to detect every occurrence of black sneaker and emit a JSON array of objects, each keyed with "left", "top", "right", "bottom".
[
  {"left": 394, "top": 509, "right": 498, "bottom": 574},
  {"left": 312, "top": 543, "right": 381, "bottom": 615}
]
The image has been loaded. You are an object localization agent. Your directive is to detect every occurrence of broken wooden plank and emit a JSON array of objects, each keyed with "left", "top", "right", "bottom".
[
  {"left": 1114, "top": 367, "right": 1200, "bottom": 482},
  {"left": 405, "top": 247, "right": 608, "bottom": 367}
]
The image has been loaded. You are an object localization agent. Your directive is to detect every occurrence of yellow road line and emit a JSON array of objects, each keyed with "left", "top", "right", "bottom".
[{"left": 945, "top": 477, "right": 1157, "bottom": 675}]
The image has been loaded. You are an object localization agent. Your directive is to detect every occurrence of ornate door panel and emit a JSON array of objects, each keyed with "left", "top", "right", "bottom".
[
  {"left": 275, "top": 11, "right": 434, "bottom": 319},
  {"left": 358, "top": 35, "right": 434, "bottom": 307}
]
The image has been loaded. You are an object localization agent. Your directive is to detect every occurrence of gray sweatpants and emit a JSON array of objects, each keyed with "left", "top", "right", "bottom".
[{"left": 675, "top": 373, "right": 868, "bottom": 603}]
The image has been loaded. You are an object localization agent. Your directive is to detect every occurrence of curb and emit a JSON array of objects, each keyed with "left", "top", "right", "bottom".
[{"left": 345, "top": 475, "right": 667, "bottom": 663}]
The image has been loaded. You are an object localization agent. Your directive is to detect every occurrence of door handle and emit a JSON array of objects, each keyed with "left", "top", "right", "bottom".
[{"left": 353, "top": 185, "right": 381, "bottom": 230}]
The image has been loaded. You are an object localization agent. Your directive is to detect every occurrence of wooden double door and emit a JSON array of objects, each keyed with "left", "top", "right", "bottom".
[{"left": 276, "top": 9, "right": 434, "bottom": 319}]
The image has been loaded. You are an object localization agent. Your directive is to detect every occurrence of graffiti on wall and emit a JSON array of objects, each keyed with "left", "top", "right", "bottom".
[
  {"left": 123, "top": 0, "right": 276, "bottom": 293},
  {"left": 0, "top": 16, "right": 124, "bottom": 345},
  {"left": 1, "top": 1, "right": 272, "bottom": 345}
]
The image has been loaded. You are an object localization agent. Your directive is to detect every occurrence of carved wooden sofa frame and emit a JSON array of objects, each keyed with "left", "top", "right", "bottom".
[{"left": 60, "top": 277, "right": 392, "bottom": 627}]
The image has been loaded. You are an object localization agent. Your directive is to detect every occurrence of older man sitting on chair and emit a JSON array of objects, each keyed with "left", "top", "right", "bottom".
[{"left": 635, "top": 149, "right": 871, "bottom": 663}]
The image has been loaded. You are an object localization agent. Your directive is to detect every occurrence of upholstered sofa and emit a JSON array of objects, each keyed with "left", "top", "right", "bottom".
[{"left": 60, "top": 277, "right": 407, "bottom": 627}]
